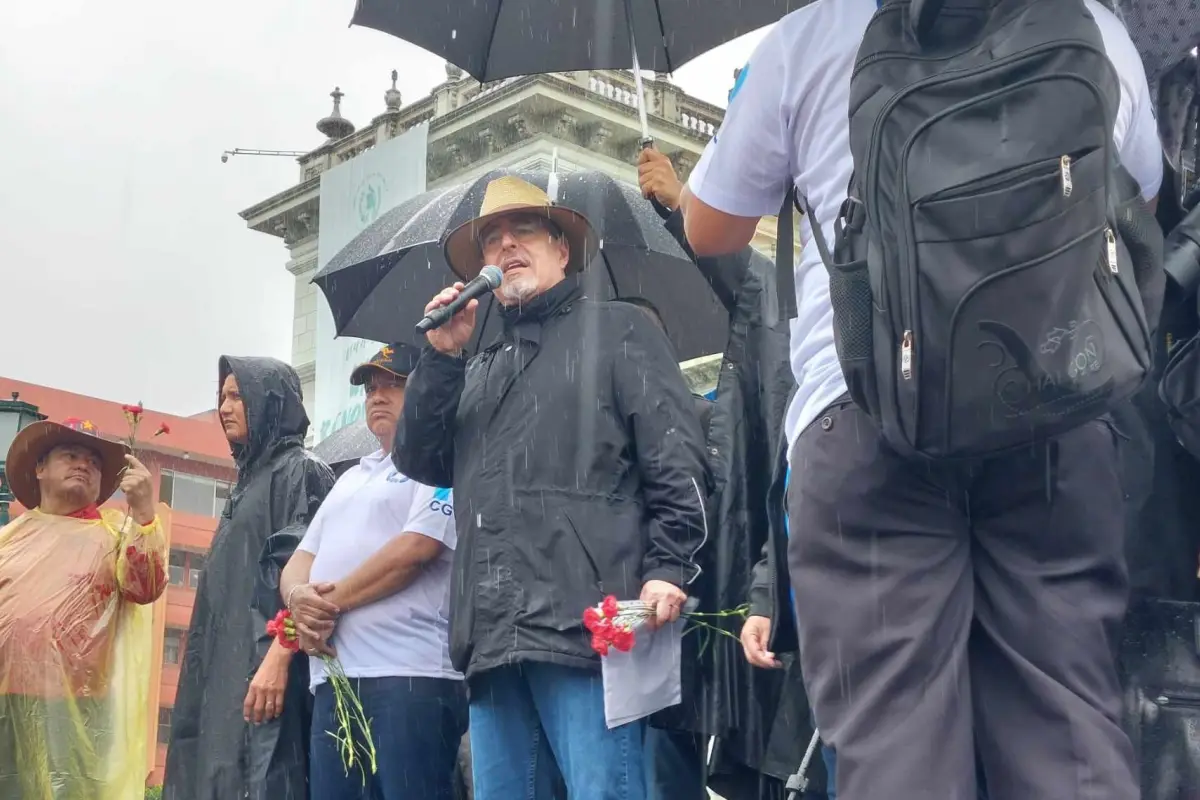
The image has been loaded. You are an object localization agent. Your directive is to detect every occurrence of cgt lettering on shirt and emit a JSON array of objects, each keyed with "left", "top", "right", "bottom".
[{"left": 429, "top": 487, "right": 453, "bottom": 517}]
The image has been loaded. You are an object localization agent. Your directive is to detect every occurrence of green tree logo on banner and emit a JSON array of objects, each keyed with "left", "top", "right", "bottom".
[{"left": 355, "top": 174, "right": 387, "bottom": 226}]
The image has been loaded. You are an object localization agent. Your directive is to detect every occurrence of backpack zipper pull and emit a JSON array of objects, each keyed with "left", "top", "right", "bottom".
[
  {"left": 1105, "top": 228, "right": 1118, "bottom": 274},
  {"left": 901, "top": 330, "right": 913, "bottom": 380},
  {"left": 1060, "top": 155, "right": 1073, "bottom": 197}
]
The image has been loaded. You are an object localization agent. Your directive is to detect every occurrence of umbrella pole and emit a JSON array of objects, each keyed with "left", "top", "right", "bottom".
[{"left": 622, "top": 0, "right": 652, "bottom": 144}]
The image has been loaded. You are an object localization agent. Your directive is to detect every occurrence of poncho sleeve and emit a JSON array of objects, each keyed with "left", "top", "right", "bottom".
[{"left": 109, "top": 510, "right": 168, "bottom": 605}]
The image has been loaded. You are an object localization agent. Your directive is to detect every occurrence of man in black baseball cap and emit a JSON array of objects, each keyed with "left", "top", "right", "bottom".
[
  {"left": 350, "top": 344, "right": 421, "bottom": 460},
  {"left": 349, "top": 343, "right": 422, "bottom": 390},
  {"left": 280, "top": 340, "right": 468, "bottom": 799}
]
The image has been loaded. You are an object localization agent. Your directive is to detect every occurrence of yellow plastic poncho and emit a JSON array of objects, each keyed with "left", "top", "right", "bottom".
[{"left": 0, "top": 507, "right": 167, "bottom": 800}]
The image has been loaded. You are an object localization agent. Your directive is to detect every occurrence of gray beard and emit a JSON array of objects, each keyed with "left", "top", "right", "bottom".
[{"left": 496, "top": 273, "right": 540, "bottom": 305}]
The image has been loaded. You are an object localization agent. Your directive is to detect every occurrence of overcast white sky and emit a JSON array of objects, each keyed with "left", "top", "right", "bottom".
[{"left": 0, "top": 0, "right": 766, "bottom": 416}]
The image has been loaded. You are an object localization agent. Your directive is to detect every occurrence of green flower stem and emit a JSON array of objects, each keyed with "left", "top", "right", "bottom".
[{"left": 320, "top": 656, "right": 378, "bottom": 783}]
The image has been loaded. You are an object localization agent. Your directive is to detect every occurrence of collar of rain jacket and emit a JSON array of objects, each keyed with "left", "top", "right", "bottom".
[
  {"left": 217, "top": 355, "right": 310, "bottom": 474},
  {"left": 498, "top": 275, "right": 582, "bottom": 344}
]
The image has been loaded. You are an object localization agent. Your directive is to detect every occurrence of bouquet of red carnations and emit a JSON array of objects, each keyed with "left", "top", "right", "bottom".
[
  {"left": 583, "top": 594, "right": 750, "bottom": 656},
  {"left": 266, "top": 609, "right": 377, "bottom": 780}
]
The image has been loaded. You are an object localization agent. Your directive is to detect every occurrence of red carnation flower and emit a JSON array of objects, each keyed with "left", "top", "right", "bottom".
[
  {"left": 601, "top": 595, "right": 620, "bottom": 618},
  {"left": 591, "top": 635, "right": 611, "bottom": 656},
  {"left": 154, "top": 423, "right": 171, "bottom": 436},
  {"left": 610, "top": 627, "right": 635, "bottom": 653}
]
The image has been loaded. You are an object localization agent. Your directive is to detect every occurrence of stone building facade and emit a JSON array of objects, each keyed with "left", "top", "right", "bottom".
[{"left": 240, "top": 65, "right": 789, "bottom": 416}]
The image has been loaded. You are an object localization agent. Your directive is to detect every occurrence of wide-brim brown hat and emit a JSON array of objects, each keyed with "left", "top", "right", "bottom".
[
  {"left": 5, "top": 419, "right": 128, "bottom": 510},
  {"left": 443, "top": 175, "right": 599, "bottom": 281}
]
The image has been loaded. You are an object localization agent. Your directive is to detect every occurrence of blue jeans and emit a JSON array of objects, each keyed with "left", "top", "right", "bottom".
[
  {"left": 822, "top": 747, "right": 838, "bottom": 799},
  {"left": 469, "top": 662, "right": 646, "bottom": 800},
  {"left": 310, "top": 675, "right": 467, "bottom": 800}
]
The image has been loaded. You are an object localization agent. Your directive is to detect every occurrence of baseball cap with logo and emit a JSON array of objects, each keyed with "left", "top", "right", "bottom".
[{"left": 349, "top": 343, "right": 423, "bottom": 386}]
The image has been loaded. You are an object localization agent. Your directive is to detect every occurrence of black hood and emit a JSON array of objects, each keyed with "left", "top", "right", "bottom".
[{"left": 218, "top": 356, "right": 310, "bottom": 471}]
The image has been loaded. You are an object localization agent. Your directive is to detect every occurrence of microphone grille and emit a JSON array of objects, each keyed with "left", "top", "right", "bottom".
[{"left": 480, "top": 264, "right": 504, "bottom": 288}]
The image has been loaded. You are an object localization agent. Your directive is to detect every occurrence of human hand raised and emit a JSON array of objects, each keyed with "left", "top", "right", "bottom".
[
  {"left": 637, "top": 147, "right": 683, "bottom": 212},
  {"left": 424, "top": 283, "right": 477, "bottom": 357},
  {"left": 121, "top": 455, "right": 156, "bottom": 525}
]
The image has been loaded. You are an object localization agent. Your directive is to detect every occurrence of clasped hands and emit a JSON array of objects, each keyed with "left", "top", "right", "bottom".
[{"left": 288, "top": 582, "right": 340, "bottom": 658}]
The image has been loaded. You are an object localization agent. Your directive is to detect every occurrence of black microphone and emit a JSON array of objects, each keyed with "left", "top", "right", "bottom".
[{"left": 415, "top": 265, "right": 504, "bottom": 335}]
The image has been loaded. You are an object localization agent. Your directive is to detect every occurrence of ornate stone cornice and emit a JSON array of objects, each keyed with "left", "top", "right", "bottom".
[{"left": 243, "top": 69, "right": 728, "bottom": 242}]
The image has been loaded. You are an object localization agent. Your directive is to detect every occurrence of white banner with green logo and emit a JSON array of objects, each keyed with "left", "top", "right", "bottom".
[{"left": 313, "top": 125, "right": 428, "bottom": 445}]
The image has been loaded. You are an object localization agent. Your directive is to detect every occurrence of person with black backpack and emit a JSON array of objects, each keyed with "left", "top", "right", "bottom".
[{"left": 679, "top": 0, "right": 1164, "bottom": 797}]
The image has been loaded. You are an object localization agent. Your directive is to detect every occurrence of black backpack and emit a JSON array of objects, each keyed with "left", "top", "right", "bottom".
[{"left": 804, "top": 0, "right": 1154, "bottom": 459}]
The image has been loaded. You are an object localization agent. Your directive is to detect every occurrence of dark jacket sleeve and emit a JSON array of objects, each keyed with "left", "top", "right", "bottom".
[
  {"left": 611, "top": 307, "right": 712, "bottom": 588},
  {"left": 393, "top": 346, "right": 467, "bottom": 488},
  {"left": 748, "top": 541, "right": 773, "bottom": 620},
  {"left": 663, "top": 208, "right": 752, "bottom": 314}
]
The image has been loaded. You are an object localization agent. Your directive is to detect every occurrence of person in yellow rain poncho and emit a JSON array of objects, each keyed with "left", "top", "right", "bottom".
[{"left": 0, "top": 416, "right": 167, "bottom": 800}]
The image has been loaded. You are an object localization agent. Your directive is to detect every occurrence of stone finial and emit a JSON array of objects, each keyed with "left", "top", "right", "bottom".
[
  {"left": 384, "top": 69, "right": 402, "bottom": 112},
  {"left": 317, "top": 87, "right": 355, "bottom": 140},
  {"left": 445, "top": 62, "right": 464, "bottom": 81}
]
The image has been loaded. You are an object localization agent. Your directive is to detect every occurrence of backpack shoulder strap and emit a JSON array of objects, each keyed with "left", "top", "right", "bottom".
[
  {"left": 776, "top": 189, "right": 799, "bottom": 320},
  {"left": 776, "top": 188, "right": 843, "bottom": 321}
]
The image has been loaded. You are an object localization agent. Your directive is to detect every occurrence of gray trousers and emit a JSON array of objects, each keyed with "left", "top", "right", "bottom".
[{"left": 787, "top": 399, "right": 1138, "bottom": 800}]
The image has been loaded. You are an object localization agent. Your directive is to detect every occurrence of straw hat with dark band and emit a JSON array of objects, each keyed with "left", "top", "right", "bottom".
[
  {"left": 5, "top": 419, "right": 129, "bottom": 510},
  {"left": 443, "top": 175, "right": 599, "bottom": 280}
]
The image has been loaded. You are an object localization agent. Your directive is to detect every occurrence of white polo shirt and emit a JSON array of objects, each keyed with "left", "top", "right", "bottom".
[
  {"left": 688, "top": 0, "right": 1164, "bottom": 461},
  {"left": 298, "top": 449, "right": 460, "bottom": 690}
]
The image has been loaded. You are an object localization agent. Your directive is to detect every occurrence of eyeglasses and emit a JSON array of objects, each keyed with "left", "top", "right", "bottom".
[{"left": 478, "top": 216, "right": 561, "bottom": 253}]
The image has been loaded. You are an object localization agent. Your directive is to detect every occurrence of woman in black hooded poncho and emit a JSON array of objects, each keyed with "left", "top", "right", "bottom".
[{"left": 164, "top": 356, "right": 335, "bottom": 800}]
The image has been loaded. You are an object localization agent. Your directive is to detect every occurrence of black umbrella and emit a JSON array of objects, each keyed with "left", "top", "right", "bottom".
[
  {"left": 350, "top": 0, "right": 800, "bottom": 139},
  {"left": 311, "top": 419, "right": 379, "bottom": 476},
  {"left": 312, "top": 168, "right": 729, "bottom": 361},
  {"left": 350, "top": 0, "right": 797, "bottom": 82},
  {"left": 553, "top": 170, "right": 729, "bottom": 359},
  {"left": 311, "top": 182, "right": 476, "bottom": 349}
]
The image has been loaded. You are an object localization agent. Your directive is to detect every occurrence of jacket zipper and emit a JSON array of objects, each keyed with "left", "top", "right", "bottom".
[{"left": 1061, "top": 155, "right": 1074, "bottom": 197}]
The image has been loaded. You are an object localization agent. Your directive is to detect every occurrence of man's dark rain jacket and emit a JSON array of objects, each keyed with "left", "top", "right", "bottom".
[
  {"left": 164, "top": 357, "right": 335, "bottom": 800},
  {"left": 394, "top": 277, "right": 711, "bottom": 678}
]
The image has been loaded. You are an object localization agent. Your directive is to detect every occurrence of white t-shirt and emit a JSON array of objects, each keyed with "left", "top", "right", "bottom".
[
  {"left": 298, "top": 449, "right": 460, "bottom": 689},
  {"left": 688, "top": 0, "right": 1164, "bottom": 460}
]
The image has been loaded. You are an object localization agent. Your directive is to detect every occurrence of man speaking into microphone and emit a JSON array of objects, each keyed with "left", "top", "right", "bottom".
[{"left": 394, "top": 174, "right": 711, "bottom": 800}]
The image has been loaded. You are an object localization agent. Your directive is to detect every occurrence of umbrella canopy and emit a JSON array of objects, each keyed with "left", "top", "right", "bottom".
[
  {"left": 349, "top": 0, "right": 801, "bottom": 83},
  {"left": 312, "top": 168, "right": 729, "bottom": 361},
  {"left": 311, "top": 182, "right": 476, "bottom": 349},
  {"left": 311, "top": 419, "right": 380, "bottom": 476}
]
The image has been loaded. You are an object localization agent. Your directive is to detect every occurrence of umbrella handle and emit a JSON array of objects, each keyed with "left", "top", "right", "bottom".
[{"left": 640, "top": 136, "right": 654, "bottom": 150}]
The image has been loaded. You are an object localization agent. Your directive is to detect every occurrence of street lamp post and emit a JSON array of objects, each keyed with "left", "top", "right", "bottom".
[{"left": 0, "top": 392, "right": 46, "bottom": 526}]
